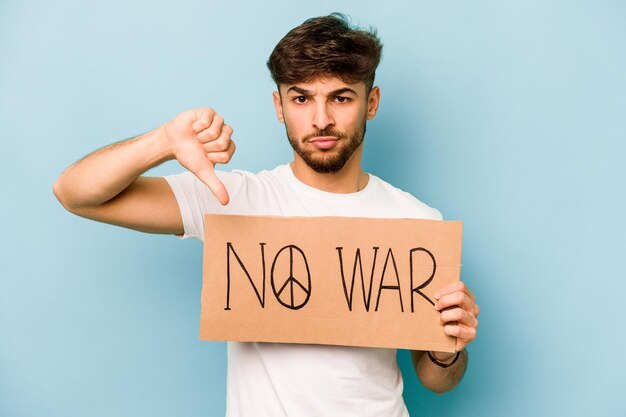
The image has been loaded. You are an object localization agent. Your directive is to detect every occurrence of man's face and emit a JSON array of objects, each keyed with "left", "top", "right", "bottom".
[{"left": 273, "top": 77, "right": 380, "bottom": 173}]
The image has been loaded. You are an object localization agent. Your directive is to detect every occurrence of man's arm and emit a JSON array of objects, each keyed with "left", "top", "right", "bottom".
[
  {"left": 412, "top": 281, "right": 479, "bottom": 394},
  {"left": 53, "top": 108, "right": 235, "bottom": 233},
  {"left": 411, "top": 349, "right": 467, "bottom": 394}
]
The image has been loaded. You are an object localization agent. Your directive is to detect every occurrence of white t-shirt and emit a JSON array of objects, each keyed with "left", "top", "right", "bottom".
[{"left": 165, "top": 164, "right": 442, "bottom": 417}]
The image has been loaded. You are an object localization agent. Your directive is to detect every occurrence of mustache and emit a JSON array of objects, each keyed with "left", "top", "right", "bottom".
[{"left": 302, "top": 128, "right": 347, "bottom": 142}]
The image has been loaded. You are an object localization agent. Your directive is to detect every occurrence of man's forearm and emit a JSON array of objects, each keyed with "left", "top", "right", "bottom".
[
  {"left": 53, "top": 127, "right": 172, "bottom": 211},
  {"left": 411, "top": 350, "right": 467, "bottom": 394}
]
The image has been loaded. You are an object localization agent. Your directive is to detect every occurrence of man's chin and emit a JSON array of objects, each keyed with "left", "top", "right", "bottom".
[
  {"left": 304, "top": 155, "right": 349, "bottom": 173},
  {"left": 290, "top": 133, "right": 363, "bottom": 174}
]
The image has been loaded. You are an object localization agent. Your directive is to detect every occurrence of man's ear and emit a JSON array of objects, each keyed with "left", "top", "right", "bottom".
[
  {"left": 366, "top": 86, "right": 381, "bottom": 120},
  {"left": 273, "top": 91, "right": 285, "bottom": 123}
]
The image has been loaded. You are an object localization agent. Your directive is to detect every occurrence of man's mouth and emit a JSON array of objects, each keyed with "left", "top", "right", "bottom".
[{"left": 308, "top": 136, "right": 339, "bottom": 150}]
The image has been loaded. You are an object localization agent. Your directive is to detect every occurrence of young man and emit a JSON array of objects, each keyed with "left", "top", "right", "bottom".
[{"left": 54, "top": 14, "right": 479, "bottom": 417}]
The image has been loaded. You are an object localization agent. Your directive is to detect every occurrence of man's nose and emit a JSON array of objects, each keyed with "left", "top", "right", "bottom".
[{"left": 312, "top": 102, "right": 334, "bottom": 131}]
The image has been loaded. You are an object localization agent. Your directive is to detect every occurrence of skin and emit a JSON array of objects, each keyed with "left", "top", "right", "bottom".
[
  {"left": 52, "top": 77, "right": 479, "bottom": 394},
  {"left": 272, "top": 77, "right": 375, "bottom": 192}
]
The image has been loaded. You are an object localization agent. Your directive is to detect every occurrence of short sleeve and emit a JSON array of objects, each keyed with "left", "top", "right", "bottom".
[{"left": 163, "top": 170, "right": 247, "bottom": 241}]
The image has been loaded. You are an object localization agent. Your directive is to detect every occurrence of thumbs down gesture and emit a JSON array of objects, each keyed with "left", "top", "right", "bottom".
[{"left": 164, "top": 108, "right": 236, "bottom": 205}]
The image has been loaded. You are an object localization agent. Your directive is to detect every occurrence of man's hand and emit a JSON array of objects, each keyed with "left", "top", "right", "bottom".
[
  {"left": 163, "top": 108, "right": 236, "bottom": 205},
  {"left": 433, "top": 281, "right": 480, "bottom": 358}
]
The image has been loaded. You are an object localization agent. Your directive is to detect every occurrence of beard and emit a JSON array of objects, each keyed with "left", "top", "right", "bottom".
[{"left": 285, "top": 118, "right": 367, "bottom": 174}]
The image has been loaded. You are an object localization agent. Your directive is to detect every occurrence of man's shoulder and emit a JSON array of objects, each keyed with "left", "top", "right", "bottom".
[{"left": 368, "top": 174, "right": 443, "bottom": 220}]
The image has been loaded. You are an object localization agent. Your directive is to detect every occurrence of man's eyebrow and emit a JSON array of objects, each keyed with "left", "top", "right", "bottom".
[
  {"left": 287, "top": 86, "right": 312, "bottom": 95},
  {"left": 286, "top": 86, "right": 359, "bottom": 96},
  {"left": 329, "top": 87, "right": 358, "bottom": 96}
]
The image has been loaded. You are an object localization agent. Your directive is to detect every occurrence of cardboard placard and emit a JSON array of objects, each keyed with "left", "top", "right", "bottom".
[{"left": 201, "top": 214, "right": 462, "bottom": 352}]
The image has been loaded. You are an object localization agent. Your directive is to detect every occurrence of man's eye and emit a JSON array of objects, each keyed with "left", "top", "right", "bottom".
[
  {"left": 335, "top": 96, "right": 349, "bottom": 103},
  {"left": 294, "top": 96, "right": 307, "bottom": 103}
]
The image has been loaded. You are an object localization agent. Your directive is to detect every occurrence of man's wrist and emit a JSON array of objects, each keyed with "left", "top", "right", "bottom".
[
  {"left": 431, "top": 351, "right": 456, "bottom": 362},
  {"left": 428, "top": 351, "right": 461, "bottom": 368},
  {"left": 147, "top": 126, "right": 176, "bottom": 165}
]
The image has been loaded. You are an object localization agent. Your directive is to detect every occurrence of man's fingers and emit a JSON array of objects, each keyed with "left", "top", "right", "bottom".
[
  {"left": 180, "top": 153, "right": 230, "bottom": 205},
  {"left": 433, "top": 281, "right": 479, "bottom": 352},
  {"left": 207, "top": 140, "right": 236, "bottom": 165},
  {"left": 202, "top": 124, "right": 233, "bottom": 152},
  {"left": 436, "top": 291, "right": 472, "bottom": 311},
  {"left": 440, "top": 307, "right": 478, "bottom": 327},
  {"left": 187, "top": 151, "right": 229, "bottom": 206},
  {"left": 192, "top": 109, "right": 215, "bottom": 133},
  {"left": 205, "top": 136, "right": 236, "bottom": 159},
  {"left": 443, "top": 324, "right": 477, "bottom": 343},
  {"left": 196, "top": 115, "right": 225, "bottom": 143},
  {"left": 192, "top": 119, "right": 209, "bottom": 133},
  {"left": 190, "top": 160, "right": 229, "bottom": 206}
]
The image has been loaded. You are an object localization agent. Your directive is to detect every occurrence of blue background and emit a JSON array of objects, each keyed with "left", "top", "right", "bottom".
[{"left": 1, "top": 1, "right": 625, "bottom": 416}]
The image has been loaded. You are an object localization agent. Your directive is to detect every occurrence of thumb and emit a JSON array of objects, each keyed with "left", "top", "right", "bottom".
[{"left": 193, "top": 162, "right": 230, "bottom": 206}]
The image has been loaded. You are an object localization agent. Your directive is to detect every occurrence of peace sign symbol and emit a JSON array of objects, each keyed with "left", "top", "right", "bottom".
[{"left": 270, "top": 245, "right": 312, "bottom": 310}]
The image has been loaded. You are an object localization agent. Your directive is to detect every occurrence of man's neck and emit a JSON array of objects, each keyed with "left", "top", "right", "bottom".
[{"left": 290, "top": 148, "right": 369, "bottom": 194}]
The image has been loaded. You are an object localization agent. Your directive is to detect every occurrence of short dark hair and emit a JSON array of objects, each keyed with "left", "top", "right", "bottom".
[{"left": 267, "top": 13, "right": 383, "bottom": 91}]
